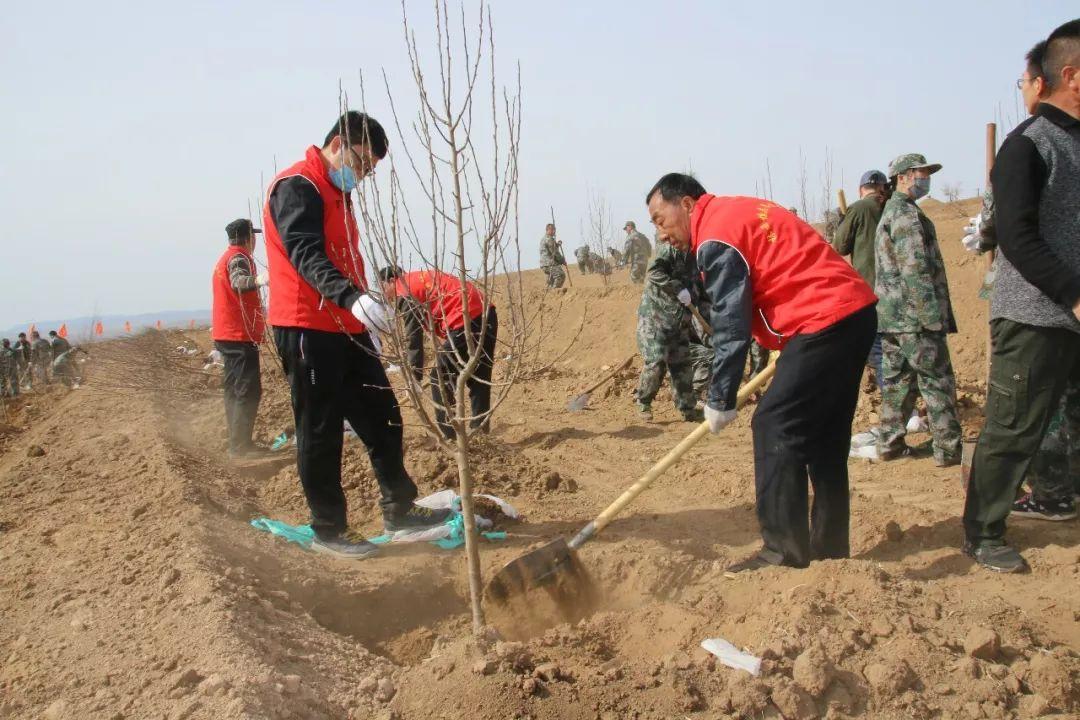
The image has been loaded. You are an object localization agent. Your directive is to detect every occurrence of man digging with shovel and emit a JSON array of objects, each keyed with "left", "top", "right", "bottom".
[{"left": 646, "top": 175, "right": 878, "bottom": 572}]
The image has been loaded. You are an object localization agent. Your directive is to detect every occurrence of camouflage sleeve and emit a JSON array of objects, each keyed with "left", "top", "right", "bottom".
[
  {"left": 227, "top": 253, "right": 259, "bottom": 293},
  {"left": 977, "top": 190, "right": 996, "bottom": 250},
  {"left": 645, "top": 246, "right": 684, "bottom": 299}
]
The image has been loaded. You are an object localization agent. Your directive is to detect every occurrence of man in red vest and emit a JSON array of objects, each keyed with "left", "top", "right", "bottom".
[
  {"left": 211, "top": 218, "right": 268, "bottom": 458},
  {"left": 646, "top": 174, "right": 878, "bottom": 573},
  {"left": 263, "top": 111, "right": 450, "bottom": 560},
  {"left": 378, "top": 267, "right": 498, "bottom": 439}
]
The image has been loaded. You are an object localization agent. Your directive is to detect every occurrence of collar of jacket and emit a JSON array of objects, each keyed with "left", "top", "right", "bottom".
[
  {"left": 1036, "top": 101, "right": 1080, "bottom": 129},
  {"left": 689, "top": 193, "right": 717, "bottom": 246},
  {"left": 890, "top": 189, "right": 916, "bottom": 206}
]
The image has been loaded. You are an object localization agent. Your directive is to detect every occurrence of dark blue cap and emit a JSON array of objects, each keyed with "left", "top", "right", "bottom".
[{"left": 859, "top": 170, "right": 888, "bottom": 187}]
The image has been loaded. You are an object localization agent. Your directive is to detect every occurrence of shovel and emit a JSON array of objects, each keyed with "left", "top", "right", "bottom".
[
  {"left": 566, "top": 354, "right": 636, "bottom": 412},
  {"left": 485, "top": 359, "right": 778, "bottom": 606}
]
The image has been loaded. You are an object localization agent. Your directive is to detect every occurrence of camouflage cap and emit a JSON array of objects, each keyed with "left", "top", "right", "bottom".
[
  {"left": 888, "top": 153, "right": 942, "bottom": 178},
  {"left": 624, "top": 220, "right": 636, "bottom": 230}
]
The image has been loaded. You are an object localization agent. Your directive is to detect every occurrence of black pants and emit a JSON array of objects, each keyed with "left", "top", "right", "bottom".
[
  {"left": 274, "top": 327, "right": 418, "bottom": 539},
  {"left": 432, "top": 307, "right": 498, "bottom": 439},
  {"left": 751, "top": 304, "right": 876, "bottom": 568},
  {"left": 963, "top": 319, "right": 1080, "bottom": 546},
  {"left": 214, "top": 340, "right": 262, "bottom": 452}
]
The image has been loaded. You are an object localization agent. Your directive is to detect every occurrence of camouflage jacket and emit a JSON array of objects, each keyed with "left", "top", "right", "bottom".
[
  {"left": 874, "top": 190, "right": 957, "bottom": 334},
  {"left": 31, "top": 338, "right": 52, "bottom": 364},
  {"left": 539, "top": 235, "right": 565, "bottom": 268},
  {"left": 638, "top": 241, "right": 697, "bottom": 326},
  {"left": 574, "top": 246, "right": 590, "bottom": 265},
  {"left": 623, "top": 231, "right": 652, "bottom": 264},
  {"left": 0, "top": 346, "right": 14, "bottom": 372}
]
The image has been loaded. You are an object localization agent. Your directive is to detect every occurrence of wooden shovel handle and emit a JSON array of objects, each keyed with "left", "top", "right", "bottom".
[
  {"left": 837, "top": 189, "right": 848, "bottom": 215},
  {"left": 569, "top": 359, "right": 778, "bottom": 549},
  {"left": 582, "top": 354, "right": 635, "bottom": 395},
  {"left": 689, "top": 305, "right": 712, "bottom": 336}
]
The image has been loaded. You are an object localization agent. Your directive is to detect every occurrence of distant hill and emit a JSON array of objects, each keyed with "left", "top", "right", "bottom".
[{"left": 1, "top": 309, "right": 211, "bottom": 341}]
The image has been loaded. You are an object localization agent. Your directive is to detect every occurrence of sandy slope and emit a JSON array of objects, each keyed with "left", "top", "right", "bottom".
[{"left": 0, "top": 198, "right": 1077, "bottom": 720}]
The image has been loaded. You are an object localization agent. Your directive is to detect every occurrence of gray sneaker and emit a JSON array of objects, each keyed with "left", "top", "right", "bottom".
[
  {"left": 310, "top": 531, "right": 378, "bottom": 560},
  {"left": 963, "top": 541, "right": 1028, "bottom": 573}
]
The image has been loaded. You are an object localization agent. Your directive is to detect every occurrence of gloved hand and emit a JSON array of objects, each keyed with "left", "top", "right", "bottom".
[
  {"left": 704, "top": 404, "right": 737, "bottom": 434},
  {"left": 256, "top": 272, "right": 269, "bottom": 287},
  {"left": 351, "top": 294, "right": 395, "bottom": 333},
  {"left": 676, "top": 288, "right": 693, "bottom": 306}
]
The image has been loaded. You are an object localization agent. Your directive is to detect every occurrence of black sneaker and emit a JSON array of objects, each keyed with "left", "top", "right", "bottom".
[
  {"left": 384, "top": 505, "right": 454, "bottom": 533},
  {"left": 310, "top": 530, "right": 378, "bottom": 560},
  {"left": 681, "top": 408, "right": 705, "bottom": 422},
  {"left": 725, "top": 548, "right": 784, "bottom": 575},
  {"left": 1011, "top": 494, "right": 1077, "bottom": 521},
  {"left": 962, "top": 541, "right": 1029, "bottom": 573}
]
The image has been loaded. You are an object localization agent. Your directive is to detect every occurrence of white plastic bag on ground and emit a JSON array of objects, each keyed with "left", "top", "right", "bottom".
[
  {"left": 850, "top": 427, "right": 880, "bottom": 449},
  {"left": 906, "top": 412, "right": 928, "bottom": 433},
  {"left": 701, "top": 638, "right": 762, "bottom": 676}
]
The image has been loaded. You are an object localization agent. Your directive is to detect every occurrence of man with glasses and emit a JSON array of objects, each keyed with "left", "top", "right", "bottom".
[
  {"left": 963, "top": 19, "right": 1080, "bottom": 572},
  {"left": 263, "top": 111, "right": 451, "bottom": 560}
]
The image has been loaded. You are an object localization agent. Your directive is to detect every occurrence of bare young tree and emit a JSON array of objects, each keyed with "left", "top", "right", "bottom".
[
  {"left": 941, "top": 181, "right": 963, "bottom": 203},
  {"left": 797, "top": 146, "right": 811, "bottom": 220},
  {"left": 583, "top": 187, "right": 614, "bottom": 285},
  {"left": 349, "top": 0, "right": 533, "bottom": 636}
]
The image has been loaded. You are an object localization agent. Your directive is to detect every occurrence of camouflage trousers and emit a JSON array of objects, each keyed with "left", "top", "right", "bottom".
[
  {"left": 689, "top": 342, "right": 713, "bottom": 399},
  {"left": 877, "top": 331, "right": 962, "bottom": 463},
  {"left": 543, "top": 264, "right": 566, "bottom": 289},
  {"left": 1028, "top": 381, "right": 1079, "bottom": 502},
  {"left": 748, "top": 341, "right": 770, "bottom": 377},
  {"left": 636, "top": 313, "right": 696, "bottom": 412},
  {"left": 629, "top": 258, "right": 647, "bottom": 284}
]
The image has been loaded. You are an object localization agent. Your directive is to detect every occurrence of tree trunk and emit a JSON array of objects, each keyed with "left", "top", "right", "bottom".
[{"left": 454, "top": 423, "right": 486, "bottom": 635}]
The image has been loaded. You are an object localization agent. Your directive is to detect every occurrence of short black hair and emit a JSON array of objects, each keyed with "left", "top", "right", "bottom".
[
  {"left": 323, "top": 111, "right": 389, "bottom": 159},
  {"left": 378, "top": 265, "right": 404, "bottom": 282},
  {"left": 645, "top": 173, "right": 707, "bottom": 205},
  {"left": 18, "top": 332, "right": 26, "bottom": 338},
  {"left": 1026, "top": 39, "right": 1048, "bottom": 78},
  {"left": 1044, "top": 19, "right": 1080, "bottom": 92},
  {"left": 48, "top": 330, "right": 57, "bottom": 336}
]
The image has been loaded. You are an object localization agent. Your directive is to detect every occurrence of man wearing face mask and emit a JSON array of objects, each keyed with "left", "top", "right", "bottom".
[
  {"left": 874, "top": 154, "right": 961, "bottom": 467},
  {"left": 264, "top": 111, "right": 451, "bottom": 560}
]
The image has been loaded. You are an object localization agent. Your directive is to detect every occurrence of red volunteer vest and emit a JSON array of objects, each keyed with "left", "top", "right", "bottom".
[
  {"left": 263, "top": 146, "right": 366, "bottom": 333},
  {"left": 691, "top": 195, "right": 877, "bottom": 351},
  {"left": 211, "top": 246, "right": 265, "bottom": 343},
  {"left": 397, "top": 270, "right": 488, "bottom": 337}
]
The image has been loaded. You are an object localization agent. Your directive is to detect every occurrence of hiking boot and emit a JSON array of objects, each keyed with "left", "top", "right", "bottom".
[
  {"left": 681, "top": 408, "right": 705, "bottom": 423},
  {"left": 962, "top": 541, "right": 1029, "bottom": 574},
  {"left": 384, "top": 505, "right": 454, "bottom": 533},
  {"left": 876, "top": 445, "right": 913, "bottom": 461},
  {"left": 310, "top": 530, "right": 378, "bottom": 560},
  {"left": 725, "top": 549, "right": 784, "bottom": 575},
  {"left": 637, "top": 403, "right": 653, "bottom": 422},
  {"left": 1011, "top": 494, "right": 1077, "bottom": 521}
]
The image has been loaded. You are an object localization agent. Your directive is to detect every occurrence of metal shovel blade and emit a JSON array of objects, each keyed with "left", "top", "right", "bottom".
[
  {"left": 566, "top": 392, "right": 591, "bottom": 412},
  {"left": 483, "top": 537, "right": 577, "bottom": 605}
]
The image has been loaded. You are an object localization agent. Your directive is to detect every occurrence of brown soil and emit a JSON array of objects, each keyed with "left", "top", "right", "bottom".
[{"left": 1, "top": 198, "right": 1078, "bottom": 720}]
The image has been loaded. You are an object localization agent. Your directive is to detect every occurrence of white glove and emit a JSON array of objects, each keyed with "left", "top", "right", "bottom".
[
  {"left": 256, "top": 272, "right": 269, "bottom": 287},
  {"left": 962, "top": 232, "right": 982, "bottom": 253},
  {"left": 704, "top": 404, "right": 737, "bottom": 434},
  {"left": 676, "top": 288, "right": 693, "bottom": 306},
  {"left": 351, "top": 294, "right": 394, "bottom": 333}
]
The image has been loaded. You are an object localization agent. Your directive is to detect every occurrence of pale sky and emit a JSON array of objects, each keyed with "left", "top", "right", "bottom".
[{"left": 1, "top": 1, "right": 1074, "bottom": 328}]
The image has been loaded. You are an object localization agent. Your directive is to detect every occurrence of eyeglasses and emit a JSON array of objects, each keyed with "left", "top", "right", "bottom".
[{"left": 1016, "top": 76, "right": 1041, "bottom": 89}]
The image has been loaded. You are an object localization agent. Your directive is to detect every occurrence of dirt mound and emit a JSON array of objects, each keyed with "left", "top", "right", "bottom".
[{"left": 1, "top": 199, "right": 1078, "bottom": 719}]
